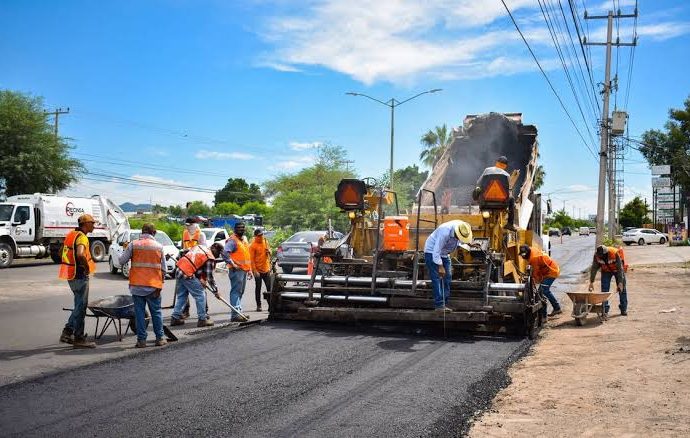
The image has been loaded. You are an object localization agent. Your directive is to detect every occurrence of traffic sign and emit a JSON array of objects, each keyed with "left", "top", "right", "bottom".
[
  {"left": 652, "top": 177, "right": 671, "bottom": 188},
  {"left": 651, "top": 165, "right": 671, "bottom": 175}
]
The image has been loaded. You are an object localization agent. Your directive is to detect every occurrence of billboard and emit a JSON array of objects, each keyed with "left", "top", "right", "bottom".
[{"left": 651, "top": 165, "right": 671, "bottom": 175}]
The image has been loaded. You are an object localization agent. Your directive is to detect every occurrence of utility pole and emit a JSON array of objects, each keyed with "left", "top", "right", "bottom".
[
  {"left": 44, "top": 107, "right": 70, "bottom": 138},
  {"left": 584, "top": 7, "right": 637, "bottom": 246}
]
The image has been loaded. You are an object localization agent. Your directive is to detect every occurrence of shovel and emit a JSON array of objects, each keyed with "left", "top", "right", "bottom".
[{"left": 205, "top": 285, "right": 250, "bottom": 322}]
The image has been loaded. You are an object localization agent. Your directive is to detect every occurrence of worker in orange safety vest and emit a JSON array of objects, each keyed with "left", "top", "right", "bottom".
[
  {"left": 589, "top": 245, "right": 628, "bottom": 316},
  {"left": 224, "top": 222, "right": 253, "bottom": 321},
  {"left": 473, "top": 156, "right": 517, "bottom": 231},
  {"left": 519, "top": 244, "right": 562, "bottom": 319},
  {"left": 118, "top": 223, "right": 167, "bottom": 347},
  {"left": 182, "top": 217, "right": 206, "bottom": 249},
  {"left": 58, "top": 214, "right": 97, "bottom": 349},
  {"left": 249, "top": 227, "right": 271, "bottom": 312}
]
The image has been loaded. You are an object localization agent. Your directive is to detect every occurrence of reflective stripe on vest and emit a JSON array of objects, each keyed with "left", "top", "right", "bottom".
[
  {"left": 228, "top": 234, "right": 251, "bottom": 271},
  {"left": 58, "top": 230, "right": 95, "bottom": 280},
  {"left": 129, "top": 238, "right": 164, "bottom": 289},
  {"left": 183, "top": 228, "right": 201, "bottom": 249},
  {"left": 176, "top": 245, "right": 213, "bottom": 277},
  {"left": 596, "top": 248, "right": 620, "bottom": 273}
]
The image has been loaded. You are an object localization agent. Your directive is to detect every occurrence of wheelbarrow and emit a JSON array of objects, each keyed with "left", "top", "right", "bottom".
[{"left": 566, "top": 292, "right": 613, "bottom": 326}]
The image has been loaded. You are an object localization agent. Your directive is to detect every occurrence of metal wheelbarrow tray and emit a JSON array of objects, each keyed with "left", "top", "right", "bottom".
[
  {"left": 87, "top": 295, "right": 136, "bottom": 341},
  {"left": 566, "top": 292, "right": 613, "bottom": 326}
]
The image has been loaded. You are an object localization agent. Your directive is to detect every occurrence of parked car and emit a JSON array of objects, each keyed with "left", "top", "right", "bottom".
[
  {"left": 579, "top": 226, "right": 590, "bottom": 236},
  {"left": 201, "top": 228, "right": 229, "bottom": 246},
  {"left": 276, "top": 230, "right": 344, "bottom": 273},
  {"left": 108, "top": 230, "right": 179, "bottom": 278},
  {"left": 589, "top": 227, "right": 596, "bottom": 234},
  {"left": 561, "top": 227, "right": 572, "bottom": 236},
  {"left": 548, "top": 229, "right": 561, "bottom": 237},
  {"left": 622, "top": 228, "right": 668, "bottom": 246}
]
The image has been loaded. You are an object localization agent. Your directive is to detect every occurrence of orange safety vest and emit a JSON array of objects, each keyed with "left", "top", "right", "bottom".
[
  {"left": 182, "top": 228, "right": 201, "bottom": 249},
  {"left": 528, "top": 247, "right": 560, "bottom": 284},
  {"left": 249, "top": 237, "right": 271, "bottom": 273},
  {"left": 176, "top": 245, "right": 214, "bottom": 277},
  {"left": 227, "top": 234, "right": 251, "bottom": 271},
  {"left": 596, "top": 247, "right": 627, "bottom": 273},
  {"left": 129, "top": 237, "right": 164, "bottom": 289},
  {"left": 58, "top": 230, "right": 96, "bottom": 280}
]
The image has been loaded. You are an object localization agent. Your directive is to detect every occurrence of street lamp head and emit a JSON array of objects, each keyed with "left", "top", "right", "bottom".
[
  {"left": 346, "top": 92, "right": 359, "bottom": 96},
  {"left": 429, "top": 88, "right": 442, "bottom": 93}
]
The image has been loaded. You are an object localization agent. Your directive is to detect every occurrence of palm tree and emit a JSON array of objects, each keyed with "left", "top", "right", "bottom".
[
  {"left": 533, "top": 165, "right": 546, "bottom": 191},
  {"left": 419, "top": 124, "right": 452, "bottom": 168}
]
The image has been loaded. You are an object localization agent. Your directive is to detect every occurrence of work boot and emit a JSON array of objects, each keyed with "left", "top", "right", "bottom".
[
  {"left": 434, "top": 306, "right": 453, "bottom": 313},
  {"left": 231, "top": 314, "right": 249, "bottom": 323},
  {"left": 155, "top": 338, "right": 168, "bottom": 347},
  {"left": 59, "top": 328, "right": 74, "bottom": 344},
  {"left": 73, "top": 337, "right": 96, "bottom": 349},
  {"left": 197, "top": 317, "right": 215, "bottom": 327},
  {"left": 135, "top": 340, "right": 147, "bottom": 348},
  {"left": 170, "top": 317, "right": 184, "bottom": 326},
  {"left": 548, "top": 308, "right": 563, "bottom": 317},
  {"left": 620, "top": 310, "right": 628, "bottom": 316}
]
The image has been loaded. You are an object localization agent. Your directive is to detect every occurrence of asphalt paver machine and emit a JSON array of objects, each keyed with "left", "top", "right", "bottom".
[{"left": 268, "top": 113, "right": 547, "bottom": 337}]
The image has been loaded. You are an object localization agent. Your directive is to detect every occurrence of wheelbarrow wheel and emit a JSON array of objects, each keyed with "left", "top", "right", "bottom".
[
  {"left": 575, "top": 317, "right": 585, "bottom": 326},
  {"left": 128, "top": 317, "right": 149, "bottom": 334}
]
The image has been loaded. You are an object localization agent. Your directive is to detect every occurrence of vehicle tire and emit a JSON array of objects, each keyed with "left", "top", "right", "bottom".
[
  {"left": 50, "top": 244, "right": 62, "bottom": 264},
  {"left": 122, "top": 261, "right": 130, "bottom": 278},
  {"left": 624, "top": 242, "right": 631, "bottom": 246},
  {"left": 0, "top": 242, "right": 14, "bottom": 268},
  {"left": 638, "top": 238, "right": 645, "bottom": 246},
  {"left": 109, "top": 256, "right": 118, "bottom": 274},
  {"left": 659, "top": 237, "right": 666, "bottom": 245},
  {"left": 281, "top": 265, "right": 293, "bottom": 274},
  {"left": 91, "top": 240, "right": 107, "bottom": 262}
]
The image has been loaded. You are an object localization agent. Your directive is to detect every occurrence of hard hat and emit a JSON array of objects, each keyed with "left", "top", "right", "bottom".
[
  {"left": 254, "top": 227, "right": 264, "bottom": 236},
  {"left": 454, "top": 221, "right": 472, "bottom": 244},
  {"left": 519, "top": 244, "right": 531, "bottom": 258},
  {"left": 596, "top": 245, "right": 607, "bottom": 256},
  {"left": 184, "top": 217, "right": 196, "bottom": 225},
  {"left": 78, "top": 214, "right": 95, "bottom": 224},
  {"left": 497, "top": 156, "right": 508, "bottom": 164}
]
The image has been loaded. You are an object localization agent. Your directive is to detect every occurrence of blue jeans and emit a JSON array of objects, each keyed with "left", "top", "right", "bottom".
[
  {"left": 424, "top": 253, "right": 451, "bottom": 308},
  {"left": 66, "top": 278, "right": 89, "bottom": 338},
  {"left": 539, "top": 277, "right": 560, "bottom": 317},
  {"left": 600, "top": 271, "right": 628, "bottom": 313},
  {"left": 229, "top": 269, "right": 247, "bottom": 319},
  {"left": 172, "top": 277, "right": 208, "bottom": 320},
  {"left": 132, "top": 293, "right": 164, "bottom": 341}
]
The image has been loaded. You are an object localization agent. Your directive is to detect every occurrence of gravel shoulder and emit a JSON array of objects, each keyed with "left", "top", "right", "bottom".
[{"left": 470, "top": 245, "right": 690, "bottom": 437}]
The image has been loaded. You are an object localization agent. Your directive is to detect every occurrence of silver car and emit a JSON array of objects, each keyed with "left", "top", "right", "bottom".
[
  {"left": 622, "top": 228, "right": 668, "bottom": 246},
  {"left": 276, "top": 230, "right": 343, "bottom": 273}
]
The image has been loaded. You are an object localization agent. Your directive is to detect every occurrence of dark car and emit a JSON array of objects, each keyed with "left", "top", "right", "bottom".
[
  {"left": 548, "top": 229, "right": 561, "bottom": 237},
  {"left": 276, "top": 230, "right": 344, "bottom": 273},
  {"left": 560, "top": 227, "right": 572, "bottom": 236}
]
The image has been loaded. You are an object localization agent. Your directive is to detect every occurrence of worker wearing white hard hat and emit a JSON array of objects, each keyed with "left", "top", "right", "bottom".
[{"left": 423, "top": 220, "right": 473, "bottom": 312}]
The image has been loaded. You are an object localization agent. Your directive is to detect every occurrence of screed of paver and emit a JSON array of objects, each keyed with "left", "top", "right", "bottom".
[{"left": 470, "top": 263, "right": 690, "bottom": 437}]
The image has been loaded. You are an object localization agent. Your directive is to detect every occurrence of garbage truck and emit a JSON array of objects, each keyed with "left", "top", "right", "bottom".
[{"left": 0, "top": 193, "right": 129, "bottom": 268}]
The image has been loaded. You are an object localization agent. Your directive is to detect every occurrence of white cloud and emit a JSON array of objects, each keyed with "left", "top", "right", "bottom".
[
  {"left": 269, "top": 155, "right": 316, "bottom": 170},
  {"left": 289, "top": 141, "right": 322, "bottom": 151},
  {"left": 195, "top": 150, "right": 255, "bottom": 160}
]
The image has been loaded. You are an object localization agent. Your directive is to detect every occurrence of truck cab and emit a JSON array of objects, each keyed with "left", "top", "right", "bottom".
[{"left": 0, "top": 202, "right": 40, "bottom": 267}]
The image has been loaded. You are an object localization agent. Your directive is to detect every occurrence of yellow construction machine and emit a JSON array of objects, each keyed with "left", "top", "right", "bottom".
[{"left": 268, "top": 113, "right": 547, "bottom": 337}]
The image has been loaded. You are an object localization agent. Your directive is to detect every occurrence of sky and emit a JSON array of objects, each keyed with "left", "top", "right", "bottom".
[{"left": 2, "top": 0, "right": 689, "bottom": 218}]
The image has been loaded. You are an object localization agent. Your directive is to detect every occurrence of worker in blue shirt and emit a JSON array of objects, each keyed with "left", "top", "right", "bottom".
[{"left": 423, "top": 220, "right": 473, "bottom": 312}]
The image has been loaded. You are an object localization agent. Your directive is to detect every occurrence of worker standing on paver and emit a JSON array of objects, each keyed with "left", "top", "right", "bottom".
[
  {"left": 58, "top": 214, "right": 97, "bottom": 349},
  {"left": 249, "top": 228, "right": 271, "bottom": 312},
  {"left": 170, "top": 243, "right": 224, "bottom": 327},
  {"left": 473, "top": 155, "right": 517, "bottom": 231},
  {"left": 182, "top": 217, "right": 206, "bottom": 249},
  {"left": 589, "top": 245, "right": 628, "bottom": 316},
  {"left": 118, "top": 223, "right": 167, "bottom": 348},
  {"left": 519, "top": 244, "right": 562, "bottom": 319},
  {"left": 424, "top": 220, "right": 473, "bottom": 313},
  {"left": 225, "top": 222, "right": 253, "bottom": 321}
]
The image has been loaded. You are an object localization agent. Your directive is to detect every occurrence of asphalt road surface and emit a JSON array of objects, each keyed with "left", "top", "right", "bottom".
[{"left": 0, "top": 235, "right": 595, "bottom": 437}]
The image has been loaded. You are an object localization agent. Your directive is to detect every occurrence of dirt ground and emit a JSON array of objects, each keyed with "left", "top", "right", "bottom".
[{"left": 470, "top": 252, "right": 690, "bottom": 437}]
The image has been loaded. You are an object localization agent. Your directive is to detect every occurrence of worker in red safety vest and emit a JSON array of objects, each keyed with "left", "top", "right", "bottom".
[
  {"left": 58, "top": 214, "right": 97, "bottom": 349},
  {"left": 224, "top": 222, "right": 253, "bottom": 322},
  {"left": 589, "top": 245, "right": 628, "bottom": 316},
  {"left": 170, "top": 242, "right": 224, "bottom": 327},
  {"left": 118, "top": 223, "right": 167, "bottom": 347},
  {"left": 519, "top": 244, "right": 562, "bottom": 319}
]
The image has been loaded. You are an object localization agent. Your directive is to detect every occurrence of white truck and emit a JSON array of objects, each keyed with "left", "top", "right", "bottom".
[{"left": 0, "top": 193, "right": 129, "bottom": 268}]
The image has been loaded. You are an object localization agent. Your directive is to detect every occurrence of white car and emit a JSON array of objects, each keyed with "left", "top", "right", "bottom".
[
  {"left": 108, "top": 230, "right": 179, "bottom": 278},
  {"left": 201, "top": 228, "right": 229, "bottom": 246},
  {"left": 622, "top": 228, "right": 668, "bottom": 246}
]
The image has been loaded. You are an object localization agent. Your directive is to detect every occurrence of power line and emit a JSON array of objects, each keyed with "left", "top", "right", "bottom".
[
  {"left": 500, "top": 0, "right": 598, "bottom": 161},
  {"left": 568, "top": 0, "right": 601, "bottom": 118}
]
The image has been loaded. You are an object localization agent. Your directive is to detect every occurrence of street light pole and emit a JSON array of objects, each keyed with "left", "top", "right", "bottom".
[{"left": 346, "top": 89, "right": 442, "bottom": 190}]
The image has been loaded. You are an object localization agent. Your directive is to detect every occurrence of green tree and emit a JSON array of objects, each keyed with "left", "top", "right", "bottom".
[
  {"left": 0, "top": 90, "right": 83, "bottom": 196},
  {"left": 619, "top": 196, "right": 650, "bottom": 228},
  {"left": 214, "top": 201, "right": 241, "bottom": 216},
  {"left": 264, "top": 143, "right": 355, "bottom": 232},
  {"left": 533, "top": 165, "right": 546, "bottom": 191},
  {"left": 168, "top": 205, "right": 184, "bottom": 217},
  {"left": 238, "top": 200, "right": 272, "bottom": 217},
  {"left": 186, "top": 200, "right": 212, "bottom": 216},
  {"left": 214, "top": 177, "right": 263, "bottom": 206},
  {"left": 152, "top": 204, "right": 169, "bottom": 214},
  {"left": 419, "top": 124, "right": 452, "bottom": 168},
  {"left": 379, "top": 165, "right": 429, "bottom": 212},
  {"left": 640, "top": 96, "right": 690, "bottom": 219}
]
